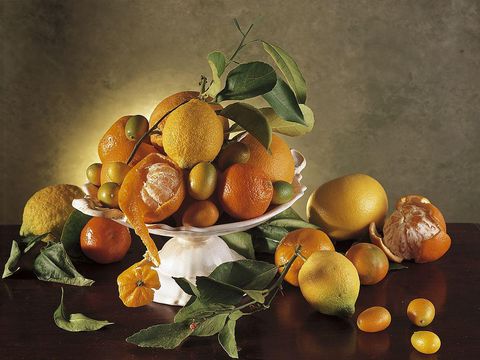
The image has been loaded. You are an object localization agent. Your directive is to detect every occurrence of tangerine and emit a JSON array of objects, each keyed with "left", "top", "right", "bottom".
[
  {"left": 345, "top": 243, "right": 389, "bottom": 285},
  {"left": 182, "top": 200, "right": 219, "bottom": 227},
  {"left": 117, "top": 258, "right": 160, "bottom": 307}
]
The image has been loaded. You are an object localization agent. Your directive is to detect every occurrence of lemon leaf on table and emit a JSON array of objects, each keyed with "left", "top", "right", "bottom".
[
  {"left": 196, "top": 277, "right": 246, "bottom": 305},
  {"left": 192, "top": 313, "right": 229, "bottom": 337},
  {"left": 218, "top": 317, "right": 239, "bottom": 359},
  {"left": 261, "top": 104, "right": 314, "bottom": 136},
  {"left": 220, "top": 102, "right": 272, "bottom": 150},
  {"left": 216, "top": 61, "right": 276, "bottom": 101},
  {"left": 2, "top": 234, "right": 49, "bottom": 279},
  {"left": 262, "top": 41, "right": 307, "bottom": 104},
  {"left": 34, "top": 242, "right": 94, "bottom": 286},
  {"left": 389, "top": 262, "right": 408, "bottom": 271},
  {"left": 262, "top": 78, "right": 305, "bottom": 125},
  {"left": 127, "top": 321, "right": 194, "bottom": 348},
  {"left": 60, "top": 210, "right": 91, "bottom": 262},
  {"left": 204, "top": 51, "right": 226, "bottom": 98},
  {"left": 54, "top": 288, "right": 113, "bottom": 332},
  {"left": 209, "top": 260, "right": 277, "bottom": 290},
  {"left": 173, "top": 277, "right": 200, "bottom": 297},
  {"left": 221, "top": 232, "right": 255, "bottom": 259},
  {"left": 174, "top": 298, "right": 234, "bottom": 323}
]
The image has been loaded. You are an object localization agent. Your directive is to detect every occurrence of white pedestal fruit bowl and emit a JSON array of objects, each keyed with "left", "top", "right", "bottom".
[{"left": 73, "top": 150, "right": 306, "bottom": 306}]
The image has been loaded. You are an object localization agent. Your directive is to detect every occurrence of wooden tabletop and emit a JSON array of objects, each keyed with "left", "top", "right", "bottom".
[{"left": 1, "top": 223, "right": 479, "bottom": 359}]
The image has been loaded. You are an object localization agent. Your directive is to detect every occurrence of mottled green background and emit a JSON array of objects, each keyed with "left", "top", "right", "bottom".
[{"left": 1, "top": 0, "right": 479, "bottom": 224}]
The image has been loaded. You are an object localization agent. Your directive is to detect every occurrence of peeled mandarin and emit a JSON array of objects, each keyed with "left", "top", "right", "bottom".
[
  {"left": 357, "top": 306, "right": 391, "bottom": 333},
  {"left": 411, "top": 331, "right": 441, "bottom": 354}
]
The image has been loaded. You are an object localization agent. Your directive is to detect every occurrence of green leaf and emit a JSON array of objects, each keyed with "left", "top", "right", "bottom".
[
  {"left": 127, "top": 321, "right": 193, "bottom": 348},
  {"left": 218, "top": 318, "right": 239, "bottom": 358},
  {"left": 389, "top": 262, "right": 408, "bottom": 271},
  {"left": 192, "top": 313, "right": 229, "bottom": 337},
  {"left": 196, "top": 277, "right": 245, "bottom": 305},
  {"left": 220, "top": 102, "right": 272, "bottom": 150},
  {"left": 33, "top": 242, "right": 94, "bottom": 286},
  {"left": 209, "top": 260, "right": 277, "bottom": 290},
  {"left": 54, "top": 288, "right": 113, "bottom": 332},
  {"left": 255, "top": 224, "right": 289, "bottom": 241},
  {"left": 268, "top": 219, "right": 319, "bottom": 230},
  {"left": 261, "top": 104, "right": 314, "bottom": 137},
  {"left": 173, "top": 277, "right": 200, "bottom": 297},
  {"left": 268, "top": 207, "right": 304, "bottom": 221},
  {"left": 60, "top": 210, "right": 91, "bottom": 261},
  {"left": 252, "top": 236, "right": 280, "bottom": 254},
  {"left": 216, "top": 61, "right": 276, "bottom": 101},
  {"left": 174, "top": 298, "right": 233, "bottom": 323},
  {"left": 262, "top": 78, "right": 305, "bottom": 125},
  {"left": 2, "top": 234, "right": 49, "bottom": 278},
  {"left": 244, "top": 290, "right": 266, "bottom": 303},
  {"left": 221, "top": 232, "right": 255, "bottom": 259},
  {"left": 204, "top": 51, "right": 227, "bottom": 98},
  {"left": 2, "top": 240, "right": 21, "bottom": 278},
  {"left": 262, "top": 41, "right": 307, "bottom": 104}
]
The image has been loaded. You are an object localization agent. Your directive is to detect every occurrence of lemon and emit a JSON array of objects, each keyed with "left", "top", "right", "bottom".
[
  {"left": 306, "top": 173, "right": 388, "bottom": 241},
  {"left": 20, "top": 184, "right": 84, "bottom": 238},
  {"left": 298, "top": 251, "right": 360, "bottom": 317},
  {"left": 162, "top": 99, "right": 224, "bottom": 169}
]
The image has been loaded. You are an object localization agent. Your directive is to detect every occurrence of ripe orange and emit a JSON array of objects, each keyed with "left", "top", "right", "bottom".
[
  {"left": 182, "top": 200, "right": 219, "bottom": 227},
  {"left": 98, "top": 116, "right": 158, "bottom": 165},
  {"left": 118, "top": 153, "right": 185, "bottom": 265},
  {"left": 218, "top": 163, "right": 273, "bottom": 220},
  {"left": 345, "top": 243, "right": 389, "bottom": 285},
  {"left": 149, "top": 91, "right": 229, "bottom": 150},
  {"left": 80, "top": 217, "right": 131, "bottom": 264},
  {"left": 117, "top": 259, "right": 160, "bottom": 307},
  {"left": 275, "top": 228, "right": 334, "bottom": 286},
  {"left": 240, "top": 133, "right": 295, "bottom": 183}
]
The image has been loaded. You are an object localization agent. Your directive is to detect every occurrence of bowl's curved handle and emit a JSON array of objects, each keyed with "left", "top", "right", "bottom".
[{"left": 292, "top": 149, "right": 306, "bottom": 175}]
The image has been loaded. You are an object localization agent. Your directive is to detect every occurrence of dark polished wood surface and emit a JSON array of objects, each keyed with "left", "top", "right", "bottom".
[{"left": 1, "top": 224, "right": 479, "bottom": 359}]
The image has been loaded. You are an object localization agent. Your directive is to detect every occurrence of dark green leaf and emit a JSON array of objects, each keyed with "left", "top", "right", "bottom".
[
  {"left": 127, "top": 321, "right": 193, "bottom": 348},
  {"left": 33, "top": 242, "right": 94, "bottom": 286},
  {"left": 220, "top": 102, "right": 272, "bottom": 150},
  {"left": 216, "top": 61, "right": 276, "bottom": 101},
  {"left": 261, "top": 104, "right": 314, "bottom": 136},
  {"left": 268, "top": 219, "right": 319, "bottom": 230},
  {"left": 221, "top": 232, "right": 255, "bottom": 259},
  {"left": 209, "top": 260, "right": 277, "bottom": 290},
  {"left": 60, "top": 210, "right": 91, "bottom": 261},
  {"left": 262, "top": 78, "right": 305, "bottom": 125},
  {"left": 173, "top": 277, "right": 200, "bottom": 297},
  {"left": 2, "top": 234, "right": 49, "bottom": 278},
  {"left": 174, "top": 298, "right": 233, "bottom": 323},
  {"left": 193, "top": 313, "right": 228, "bottom": 337},
  {"left": 253, "top": 236, "right": 280, "bottom": 254},
  {"left": 268, "top": 207, "right": 304, "bottom": 221},
  {"left": 218, "top": 318, "right": 239, "bottom": 358},
  {"left": 244, "top": 290, "right": 266, "bottom": 303},
  {"left": 204, "top": 51, "right": 226, "bottom": 98},
  {"left": 262, "top": 41, "right": 307, "bottom": 104},
  {"left": 389, "top": 262, "right": 408, "bottom": 271},
  {"left": 54, "top": 288, "right": 113, "bottom": 332},
  {"left": 196, "top": 277, "right": 245, "bottom": 305},
  {"left": 255, "top": 224, "right": 289, "bottom": 241}
]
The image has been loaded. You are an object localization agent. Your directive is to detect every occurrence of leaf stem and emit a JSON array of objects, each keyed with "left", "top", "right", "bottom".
[{"left": 226, "top": 22, "right": 255, "bottom": 67}]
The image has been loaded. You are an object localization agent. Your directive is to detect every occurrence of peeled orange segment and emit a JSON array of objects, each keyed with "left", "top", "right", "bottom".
[
  {"left": 369, "top": 196, "right": 451, "bottom": 264},
  {"left": 119, "top": 153, "right": 186, "bottom": 266}
]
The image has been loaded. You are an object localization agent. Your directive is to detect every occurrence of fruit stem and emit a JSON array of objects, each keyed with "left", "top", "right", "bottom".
[
  {"left": 126, "top": 100, "right": 190, "bottom": 164},
  {"left": 198, "top": 75, "right": 208, "bottom": 98}
]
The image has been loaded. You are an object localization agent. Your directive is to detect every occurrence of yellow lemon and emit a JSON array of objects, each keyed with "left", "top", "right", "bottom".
[
  {"left": 298, "top": 251, "right": 360, "bottom": 317},
  {"left": 307, "top": 174, "right": 388, "bottom": 240}
]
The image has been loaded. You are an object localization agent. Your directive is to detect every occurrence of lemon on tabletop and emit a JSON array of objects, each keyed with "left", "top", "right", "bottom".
[
  {"left": 307, "top": 173, "right": 388, "bottom": 241},
  {"left": 20, "top": 184, "right": 84, "bottom": 238}
]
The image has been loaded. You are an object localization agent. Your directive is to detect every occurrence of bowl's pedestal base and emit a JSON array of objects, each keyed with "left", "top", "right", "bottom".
[{"left": 152, "top": 234, "right": 244, "bottom": 306}]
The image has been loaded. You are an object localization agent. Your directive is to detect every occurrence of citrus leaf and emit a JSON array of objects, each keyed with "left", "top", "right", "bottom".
[
  {"left": 195, "top": 277, "right": 245, "bottom": 305},
  {"left": 127, "top": 321, "right": 193, "bottom": 348},
  {"left": 204, "top": 51, "right": 226, "bottom": 98},
  {"left": 2, "top": 241, "right": 21, "bottom": 278},
  {"left": 192, "top": 313, "right": 229, "bottom": 337},
  {"left": 268, "top": 207, "right": 304, "bottom": 221},
  {"left": 255, "top": 224, "right": 289, "bottom": 241},
  {"left": 221, "top": 232, "right": 255, "bottom": 259},
  {"left": 389, "top": 262, "right": 408, "bottom": 271},
  {"left": 268, "top": 219, "right": 319, "bottom": 230},
  {"left": 261, "top": 104, "right": 314, "bottom": 137},
  {"left": 33, "top": 242, "right": 94, "bottom": 286},
  {"left": 218, "top": 318, "right": 239, "bottom": 358},
  {"left": 244, "top": 290, "right": 266, "bottom": 304},
  {"left": 262, "top": 41, "right": 307, "bottom": 104},
  {"left": 2, "top": 234, "right": 49, "bottom": 279},
  {"left": 60, "top": 210, "right": 91, "bottom": 261},
  {"left": 54, "top": 288, "right": 113, "bottom": 332},
  {"left": 220, "top": 102, "right": 272, "bottom": 150},
  {"left": 216, "top": 61, "right": 276, "bottom": 101},
  {"left": 173, "top": 277, "right": 200, "bottom": 297},
  {"left": 252, "top": 236, "right": 280, "bottom": 254},
  {"left": 174, "top": 298, "right": 233, "bottom": 323},
  {"left": 209, "top": 260, "right": 277, "bottom": 290},
  {"left": 262, "top": 78, "right": 305, "bottom": 125}
]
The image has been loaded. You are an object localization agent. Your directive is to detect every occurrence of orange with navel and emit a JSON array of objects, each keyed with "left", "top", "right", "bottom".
[
  {"left": 98, "top": 116, "right": 158, "bottom": 166},
  {"left": 118, "top": 153, "right": 185, "bottom": 265},
  {"left": 117, "top": 259, "right": 160, "bottom": 307}
]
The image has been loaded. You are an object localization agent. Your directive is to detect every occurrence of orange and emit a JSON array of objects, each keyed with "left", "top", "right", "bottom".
[
  {"left": 218, "top": 163, "right": 273, "bottom": 220},
  {"left": 80, "top": 217, "right": 131, "bottom": 264},
  {"left": 370, "top": 195, "right": 451, "bottom": 263},
  {"left": 275, "top": 228, "right": 334, "bottom": 286},
  {"left": 345, "top": 243, "right": 389, "bottom": 285},
  {"left": 357, "top": 306, "right": 391, "bottom": 333},
  {"left": 118, "top": 153, "right": 185, "bottom": 265},
  {"left": 182, "top": 200, "right": 219, "bottom": 227},
  {"left": 98, "top": 116, "right": 158, "bottom": 166},
  {"left": 240, "top": 133, "right": 295, "bottom": 183},
  {"left": 149, "top": 91, "right": 229, "bottom": 150},
  {"left": 117, "top": 259, "right": 160, "bottom": 307}
]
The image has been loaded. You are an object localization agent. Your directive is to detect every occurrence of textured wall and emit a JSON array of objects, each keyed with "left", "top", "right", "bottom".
[{"left": 1, "top": 0, "right": 479, "bottom": 224}]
